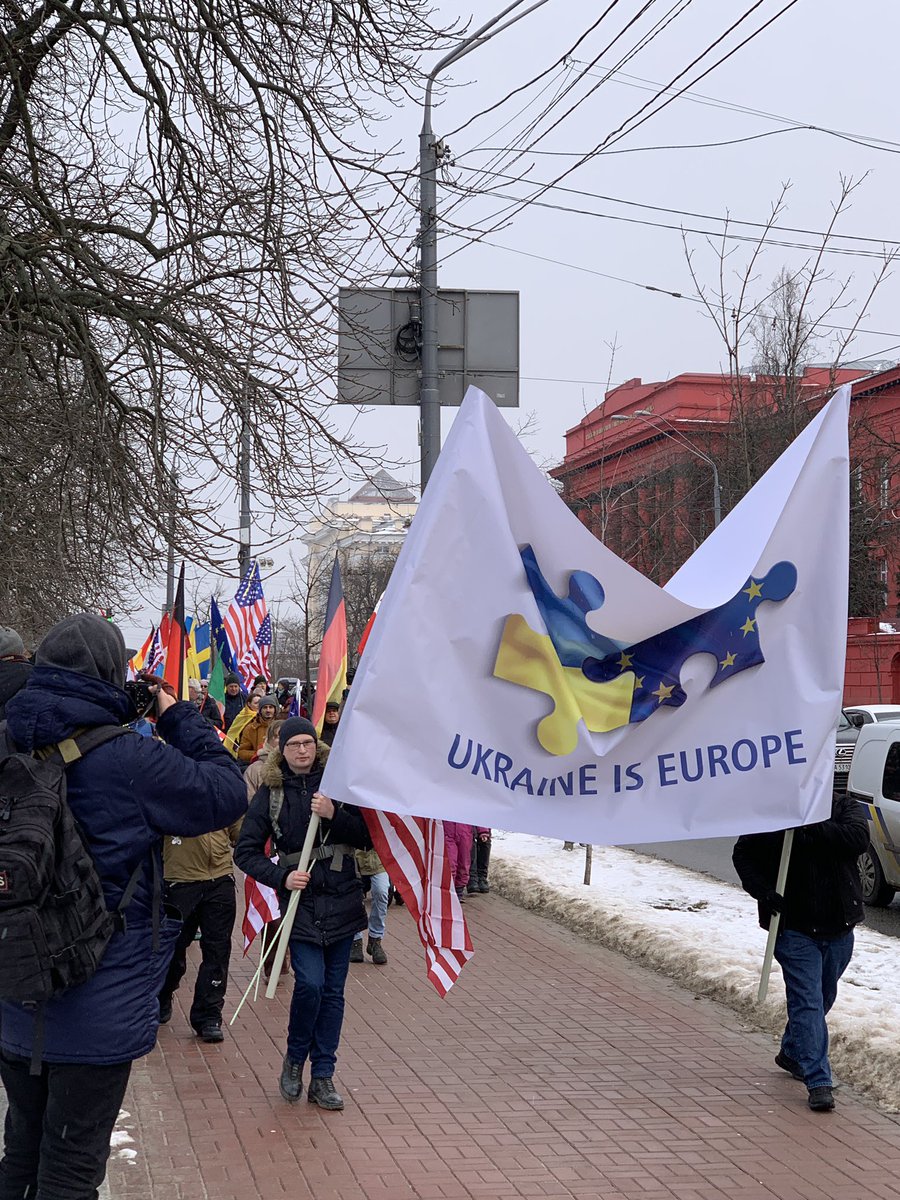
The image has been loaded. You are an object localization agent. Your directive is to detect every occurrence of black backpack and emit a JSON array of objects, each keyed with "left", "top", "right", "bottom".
[{"left": 0, "top": 723, "right": 143, "bottom": 1067}]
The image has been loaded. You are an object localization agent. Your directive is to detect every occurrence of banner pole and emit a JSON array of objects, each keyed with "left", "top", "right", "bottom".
[
  {"left": 757, "top": 827, "right": 794, "bottom": 1004},
  {"left": 264, "top": 814, "right": 321, "bottom": 999}
]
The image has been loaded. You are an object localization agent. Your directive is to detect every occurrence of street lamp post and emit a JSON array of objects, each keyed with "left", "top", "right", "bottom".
[
  {"left": 611, "top": 411, "right": 722, "bottom": 527},
  {"left": 418, "top": 0, "right": 553, "bottom": 491}
]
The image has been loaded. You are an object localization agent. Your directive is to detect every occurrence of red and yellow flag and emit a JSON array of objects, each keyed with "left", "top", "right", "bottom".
[
  {"left": 312, "top": 555, "right": 348, "bottom": 735},
  {"left": 163, "top": 563, "right": 190, "bottom": 701}
]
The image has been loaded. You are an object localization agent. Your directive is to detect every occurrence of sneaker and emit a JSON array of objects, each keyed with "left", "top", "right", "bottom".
[
  {"left": 198, "top": 1023, "right": 224, "bottom": 1044},
  {"left": 808, "top": 1085, "right": 835, "bottom": 1112},
  {"left": 158, "top": 997, "right": 173, "bottom": 1025},
  {"left": 350, "top": 939, "right": 364, "bottom": 963},
  {"left": 308, "top": 1076, "right": 344, "bottom": 1111},
  {"left": 366, "top": 937, "right": 388, "bottom": 965},
  {"left": 775, "top": 1051, "right": 805, "bottom": 1081},
  {"left": 279, "top": 1056, "right": 303, "bottom": 1103}
]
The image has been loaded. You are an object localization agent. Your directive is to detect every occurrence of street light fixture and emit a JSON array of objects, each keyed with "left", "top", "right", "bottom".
[{"left": 611, "top": 411, "right": 722, "bottom": 527}]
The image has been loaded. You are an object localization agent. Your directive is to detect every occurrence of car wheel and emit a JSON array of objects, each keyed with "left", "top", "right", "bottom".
[{"left": 858, "top": 844, "right": 896, "bottom": 906}]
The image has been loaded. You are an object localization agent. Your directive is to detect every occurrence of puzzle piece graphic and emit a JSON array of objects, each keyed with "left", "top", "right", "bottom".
[
  {"left": 493, "top": 613, "right": 635, "bottom": 756},
  {"left": 520, "top": 544, "right": 624, "bottom": 666},
  {"left": 582, "top": 561, "right": 798, "bottom": 724}
]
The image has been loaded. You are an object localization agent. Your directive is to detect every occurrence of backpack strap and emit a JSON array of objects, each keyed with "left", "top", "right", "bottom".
[
  {"left": 57, "top": 725, "right": 131, "bottom": 764},
  {"left": 269, "top": 785, "right": 285, "bottom": 840}
]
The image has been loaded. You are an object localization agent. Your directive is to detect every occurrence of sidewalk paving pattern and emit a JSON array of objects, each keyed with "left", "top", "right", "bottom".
[{"left": 26, "top": 895, "right": 900, "bottom": 1198}]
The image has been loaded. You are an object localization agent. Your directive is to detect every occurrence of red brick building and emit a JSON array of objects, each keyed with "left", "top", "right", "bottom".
[{"left": 553, "top": 364, "right": 900, "bottom": 703}]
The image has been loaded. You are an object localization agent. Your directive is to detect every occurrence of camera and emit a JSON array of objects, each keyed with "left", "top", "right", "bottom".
[{"left": 124, "top": 678, "right": 156, "bottom": 720}]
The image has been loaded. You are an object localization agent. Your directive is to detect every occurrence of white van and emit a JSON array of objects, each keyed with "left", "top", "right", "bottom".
[{"left": 846, "top": 723, "right": 900, "bottom": 905}]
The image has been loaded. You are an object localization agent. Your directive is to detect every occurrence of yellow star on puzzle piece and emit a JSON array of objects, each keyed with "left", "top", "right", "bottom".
[{"left": 493, "top": 613, "right": 635, "bottom": 756}]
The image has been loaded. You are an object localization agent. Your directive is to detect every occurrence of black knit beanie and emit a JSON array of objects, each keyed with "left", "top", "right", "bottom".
[{"left": 279, "top": 717, "right": 317, "bottom": 752}]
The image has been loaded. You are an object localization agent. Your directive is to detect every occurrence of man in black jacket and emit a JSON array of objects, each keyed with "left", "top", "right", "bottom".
[
  {"left": 732, "top": 791, "right": 868, "bottom": 1112},
  {"left": 234, "top": 716, "right": 370, "bottom": 1111}
]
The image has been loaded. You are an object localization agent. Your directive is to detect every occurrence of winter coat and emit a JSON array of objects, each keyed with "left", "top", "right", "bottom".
[
  {"left": 237, "top": 713, "right": 273, "bottom": 762},
  {"left": 732, "top": 791, "right": 868, "bottom": 938},
  {"left": 234, "top": 745, "right": 371, "bottom": 945},
  {"left": 1, "top": 665, "right": 247, "bottom": 1064},
  {"left": 223, "top": 703, "right": 256, "bottom": 755},
  {"left": 0, "top": 658, "right": 31, "bottom": 720},
  {"left": 198, "top": 694, "right": 224, "bottom": 731},
  {"left": 163, "top": 821, "right": 242, "bottom": 884},
  {"left": 223, "top": 691, "right": 245, "bottom": 732},
  {"left": 243, "top": 747, "right": 273, "bottom": 801}
]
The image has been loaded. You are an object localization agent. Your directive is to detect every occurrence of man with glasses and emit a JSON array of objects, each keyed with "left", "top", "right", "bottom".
[{"left": 235, "top": 717, "right": 371, "bottom": 1110}]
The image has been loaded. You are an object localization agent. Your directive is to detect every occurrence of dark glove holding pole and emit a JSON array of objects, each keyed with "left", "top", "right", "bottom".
[{"left": 765, "top": 889, "right": 785, "bottom": 913}]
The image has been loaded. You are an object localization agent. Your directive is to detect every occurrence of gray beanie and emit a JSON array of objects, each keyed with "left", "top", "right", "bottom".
[
  {"left": 36, "top": 613, "right": 127, "bottom": 690},
  {"left": 0, "top": 626, "right": 26, "bottom": 659},
  {"left": 259, "top": 693, "right": 279, "bottom": 712}
]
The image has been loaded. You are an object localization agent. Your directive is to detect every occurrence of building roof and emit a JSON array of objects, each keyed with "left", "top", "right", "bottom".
[{"left": 348, "top": 469, "right": 417, "bottom": 505}]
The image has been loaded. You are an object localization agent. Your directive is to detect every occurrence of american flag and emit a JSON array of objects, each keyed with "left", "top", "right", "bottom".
[
  {"left": 224, "top": 562, "right": 270, "bottom": 688},
  {"left": 361, "top": 810, "right": 473, "bottom": 996},
  {"left": 146, "top": 626, "right": 164, "bottom": 675},
  {"left": 242, "top": 874, "right": 280, "bottom": 953}
]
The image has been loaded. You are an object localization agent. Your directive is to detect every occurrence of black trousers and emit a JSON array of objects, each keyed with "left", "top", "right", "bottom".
[
  {"left": 159, "top": 874, "right": 236, "bottom": 1030},
  {"left": 469, "top": 835, "right": 491, "bottom": 885},
  {"left": 0, "top": 1050, "right": 131, "bottom": 1200}
]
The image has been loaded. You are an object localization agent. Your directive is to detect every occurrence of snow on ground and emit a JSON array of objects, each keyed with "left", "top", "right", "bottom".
[{"left": 490, "top": 831, "right": 900, "bottom": 1112}]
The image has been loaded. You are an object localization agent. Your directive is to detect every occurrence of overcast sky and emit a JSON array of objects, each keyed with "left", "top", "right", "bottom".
[{"left": 124, "top": 0, "right": 900, "bottom": 645}]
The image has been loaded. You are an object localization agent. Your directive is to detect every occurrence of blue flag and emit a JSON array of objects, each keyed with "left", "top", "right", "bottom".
[{"left": 210, "top": 596, "right": 237, "bottom": 675}]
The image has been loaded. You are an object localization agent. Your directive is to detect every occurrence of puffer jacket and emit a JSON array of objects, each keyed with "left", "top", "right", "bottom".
[
  {"left": 234, "top": 745, "right": 371, "bottom": 945},
  {"left": 1, "top": 665, "right": 247, "bottom": 1064},
  {"left": 732, "top": 791, "right": 868, "bottom": 937},
  {"left": 237, "top": 713, "right": 273, "bottom": 762}
]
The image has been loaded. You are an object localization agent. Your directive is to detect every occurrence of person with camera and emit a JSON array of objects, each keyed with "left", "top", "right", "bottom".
[
  {"left": 234, "top": 717, "right": 371, "bottom": 1110},
  {"left": 0, "top": 613, "right": 247, "bottom": 1200}
]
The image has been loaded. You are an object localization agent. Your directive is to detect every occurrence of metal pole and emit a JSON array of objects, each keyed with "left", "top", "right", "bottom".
[
  {"left": 418, "top": 114, "right": 441, "bottom": 491},
  {"left": 164, "top": 470, "right": 177, "bottom": 615},
  {"left": 711, "top": 460, "right": 722, "bottom": 528},
  {"left": 238, "top": 413, "right": 251, "bottom": 577}
]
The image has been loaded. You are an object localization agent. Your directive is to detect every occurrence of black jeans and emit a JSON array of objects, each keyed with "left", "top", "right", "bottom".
[
  {"left": 0, "top": 1050, "right": 131, "bottom": 1200},
  {"left": 159, "top": 875, "right": 236, "bottom": 1030}
]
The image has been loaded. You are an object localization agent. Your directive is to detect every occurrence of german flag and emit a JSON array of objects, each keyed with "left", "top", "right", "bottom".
[
  {"left": 163, "top": 563, "right": 190, "bottom": 701},
  {"left": 312, "top": 555, "right": 348, "bottom": 735}
]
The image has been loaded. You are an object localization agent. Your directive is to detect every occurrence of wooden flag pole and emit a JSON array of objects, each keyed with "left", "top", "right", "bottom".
[
  {"left": 757, "top": 827, "right": 794, "bottom": 1003},
  {"left": 264, "top": 814, "right": 321, "bottom": 999}
]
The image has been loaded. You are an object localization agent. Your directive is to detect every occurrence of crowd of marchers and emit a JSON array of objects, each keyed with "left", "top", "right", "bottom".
[{"left": 0, "top": 618, "right": 493, "bottom": 1200}]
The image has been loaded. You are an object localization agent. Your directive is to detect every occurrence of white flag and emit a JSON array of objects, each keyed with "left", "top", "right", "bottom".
[{"left": 323, "top": 385, "right": 850, "bottom": 844}]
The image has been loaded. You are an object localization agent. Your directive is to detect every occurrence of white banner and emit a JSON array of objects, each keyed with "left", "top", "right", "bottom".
[{"left": 323, "top": 385, "right": 850, "bottom": 844}]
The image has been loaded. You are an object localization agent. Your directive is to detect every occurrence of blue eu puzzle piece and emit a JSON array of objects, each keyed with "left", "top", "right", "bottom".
[
  {"left": 520, "top": 544, "right": 624, "bottom": 667},
  {"left": 581, "top": 561, "right": 798, "bottom": 723}
]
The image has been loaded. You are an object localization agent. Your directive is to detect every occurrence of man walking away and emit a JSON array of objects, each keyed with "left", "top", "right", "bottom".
[
  {"left": 0, "top": 613, "right": 247, "bottom": 1199},
  {"left": 157, "top": 815, "right": 243, "bottom": 1042},
  {"left": 732, "top": 790, "right": 868, "bottom": 1112}
]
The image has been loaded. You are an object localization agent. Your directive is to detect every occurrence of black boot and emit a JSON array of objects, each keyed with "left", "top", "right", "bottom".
[
  {"left": 349, "top": 939, "right": 364, "bottom": 963},
  {"left": 477, "top": 838, "right": 491, "bottom": 892},
  {"left": 308, "top": 1076, "right": 344, "bottom": 1110},
  {"left": 279, "top": 1055, "right": 303, "bottom": 1102},
  {"left": 158, "top": 996, "right": 173, "bottom": 1025},
  {"left": 367, "top": 937, "right": 388, "bottom": 965}
]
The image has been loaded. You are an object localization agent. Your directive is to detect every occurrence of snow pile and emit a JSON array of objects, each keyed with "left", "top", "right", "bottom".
[{"left": 490, "top": 831, "right": 900, "bottom": 1111}]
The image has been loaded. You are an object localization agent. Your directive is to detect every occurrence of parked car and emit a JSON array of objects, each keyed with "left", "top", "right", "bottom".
[
  {"left": 843, "top": 703, "right": 900, "bottom": 725},
  {"left": 846, "top": 722, "right": 900, "bottom": 906},
  {"left": 834, "top": 708, "right": 863, "bottom": 793}
]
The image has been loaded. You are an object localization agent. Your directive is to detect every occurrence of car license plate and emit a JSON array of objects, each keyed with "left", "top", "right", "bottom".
[{"left": 834, "top": 762, "right": 851, "bottom": 772}]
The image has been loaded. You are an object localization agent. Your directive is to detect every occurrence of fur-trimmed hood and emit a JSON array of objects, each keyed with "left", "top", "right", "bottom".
[{"left": 261, "top": 741, "right": 330, "bottom": 789}]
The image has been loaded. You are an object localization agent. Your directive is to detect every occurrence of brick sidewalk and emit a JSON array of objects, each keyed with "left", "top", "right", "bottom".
[{"left": 92, "top": 893, "right": 900, "bottom": 1199}]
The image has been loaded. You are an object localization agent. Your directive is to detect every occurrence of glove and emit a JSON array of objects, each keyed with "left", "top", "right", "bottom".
[{"left": 765, "top": 889, "right": 785, "bottom": 914}]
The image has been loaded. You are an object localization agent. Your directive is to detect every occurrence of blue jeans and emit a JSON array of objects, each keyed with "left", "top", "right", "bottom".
[
  {"left": 287, "top": 937, "right": 353, "bottom": 1078},
  {"left": 354, "top": 871, "right": 390, "bottom": 942},
  {"left": 773, "top": 928, "right": 854, "bottom": 1089}
]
